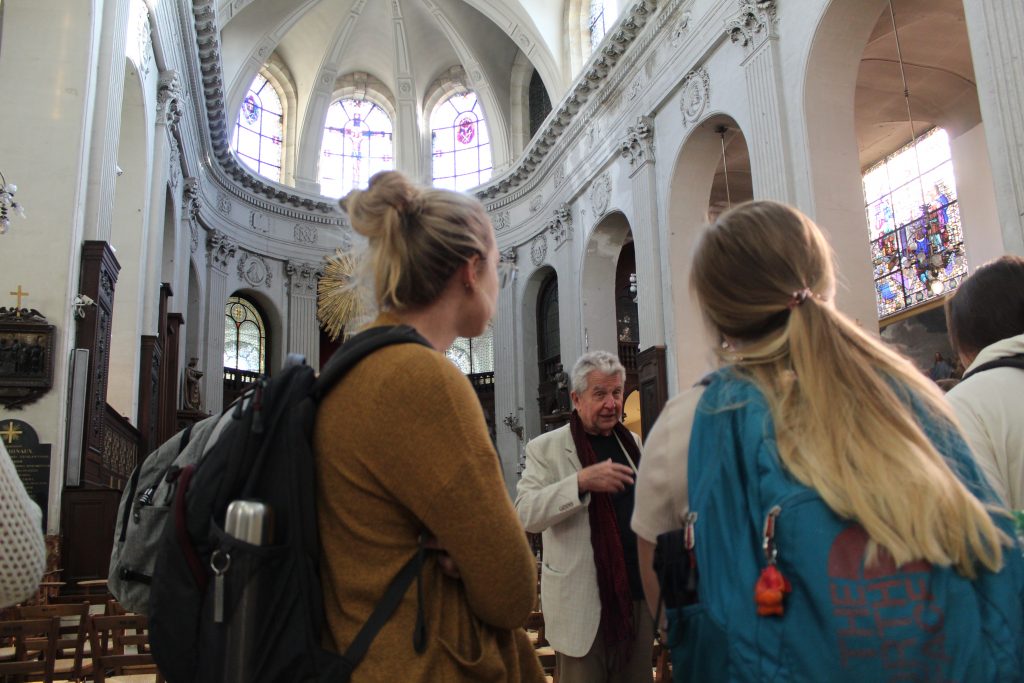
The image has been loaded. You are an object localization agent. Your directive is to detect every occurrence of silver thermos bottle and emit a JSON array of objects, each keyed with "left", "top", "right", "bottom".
[{"left": 223, "top": 500, "right": 272, "bottom": 683}]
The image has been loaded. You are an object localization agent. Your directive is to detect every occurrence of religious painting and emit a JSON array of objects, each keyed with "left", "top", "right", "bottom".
[{"left": 0, "top": 307, "right": 56, "bottom": 408}]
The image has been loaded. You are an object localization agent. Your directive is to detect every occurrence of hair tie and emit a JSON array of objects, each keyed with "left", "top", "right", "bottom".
[{"left": 788, "top": 288, "right": 813, "bottom": 310}]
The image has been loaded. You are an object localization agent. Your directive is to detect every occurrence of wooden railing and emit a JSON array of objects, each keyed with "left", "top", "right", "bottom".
[
  {"left": 618, "top": 341, "right": 640, "bottom": 372},
  {"left": 102, "top": 404, "right": 143, "bottom": 490},
  {"left": 223, "top": 367, "right": 261, "bottom": 408}
]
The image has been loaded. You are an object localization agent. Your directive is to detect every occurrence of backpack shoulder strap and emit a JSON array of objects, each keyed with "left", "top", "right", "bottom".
[
  {"left": 312, "top": 325, "right": 431, "bottom": 401},
  {"left": 961, "top": 352, "right": 1024, "bottom": 382}
]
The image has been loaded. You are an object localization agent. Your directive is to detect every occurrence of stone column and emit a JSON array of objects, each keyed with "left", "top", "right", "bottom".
[
  {"left": 142, "top": 71, "right": 182, "bottom": 335},
  {"left": 285, "top": 261, "right": 323, "bottom": 368},
  {"left": 619, "top": 115, "right": 666, "bottom": 349},
  {"left": 962, "top": 0, "right": 1024, "bottom": 254},
  {"left": 204, "top": 230, "right": 237, "bottom": 414},
  {"left": 726, "top": 1, "right": 794, "bottom": 202},
  {"left": 493, "top": 248, "right": 522, "bottom": 496},
  {"left": 83, "top": 0, "right": 130, "bottom": 242}
]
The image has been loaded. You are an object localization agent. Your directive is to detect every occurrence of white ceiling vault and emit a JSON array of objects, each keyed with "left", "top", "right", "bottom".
[{"left": 216, "top": 0, "right": 573, "bottom": 183}]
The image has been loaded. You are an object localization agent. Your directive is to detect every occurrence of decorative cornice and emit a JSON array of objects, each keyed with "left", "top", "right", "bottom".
[
  {"left": 619, "top": 115, "right": 655, "bottom": 169},
  {"left": 206, "top": 229, "right": 238, "bottom": 269},
  {"left": 286, "top": 261, "right": 323, "bottom": 293},
  {"left": 189, "top": 0, "right": 336, "bottom": 215},
  {"left": 725, "top": 0, "right": 778, "bottom": 49},
  {"left": 473, "top": 0, "right": 660, "bottom": 203}
]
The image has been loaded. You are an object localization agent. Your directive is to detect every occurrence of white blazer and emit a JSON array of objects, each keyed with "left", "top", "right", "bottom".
[{"left": 514, "top": 424, "right": 641, "bottom": 657}]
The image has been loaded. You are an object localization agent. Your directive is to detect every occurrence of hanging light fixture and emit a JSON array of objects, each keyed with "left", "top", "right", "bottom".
[
  {"left": 715, "top": 125, "right": 733, "bottom": 210},
  {"left": 0, "top": 171, "right": 25, "bottom": 235},
  {"left": 888, "top": 0, "right": 948, "bottom": 300}
]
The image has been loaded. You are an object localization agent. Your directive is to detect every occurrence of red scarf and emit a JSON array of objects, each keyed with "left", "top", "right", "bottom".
[{"left": 569, "top": 410, "right": 641, "bottom": 665}]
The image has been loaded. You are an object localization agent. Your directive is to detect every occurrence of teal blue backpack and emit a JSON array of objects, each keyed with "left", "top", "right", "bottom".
[{"left": 666, "top": 368, "right": 1024, "bottom": 682}]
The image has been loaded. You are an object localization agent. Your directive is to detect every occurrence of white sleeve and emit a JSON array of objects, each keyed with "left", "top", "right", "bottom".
[
  {"left": 0, "top": 440, "right": 47, "bottom": 607},
  {"left": 631, "top": 385, "right": 705, "bottom": 543}
]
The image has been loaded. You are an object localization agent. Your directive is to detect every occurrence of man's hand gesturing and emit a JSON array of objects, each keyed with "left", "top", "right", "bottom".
[{"left": 577, "top": 459, "right": 634, "bottom": 496}]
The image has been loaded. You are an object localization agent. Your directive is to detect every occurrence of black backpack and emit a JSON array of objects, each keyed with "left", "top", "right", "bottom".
[
  {"left": 149, "top": 325, "right": 430, "bottom": 683},
  {"left": 961, "top": 352, "right": 1024, "bottom": 381}
]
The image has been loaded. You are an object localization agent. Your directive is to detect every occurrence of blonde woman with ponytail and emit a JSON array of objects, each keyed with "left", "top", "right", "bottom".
[
  {"left": 632, "top": 200, "right": 1024, "bottom": 682},
  {"left": 314, "top": 171, "right": 544, "bottom": 682}
]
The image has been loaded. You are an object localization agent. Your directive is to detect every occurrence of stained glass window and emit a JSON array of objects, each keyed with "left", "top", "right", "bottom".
[
  {"left": 589, "top": 0, "right": 617, "bottom": 50},
  {"left": 863, "top": 127, "right": 967, "bottom": 319},
  {"left": 446, "top": 324, "right": 495, "bottom": 375},
  {"left": 224, "top": 296, "right": 266, "bottom": 373},
  {"left": 430, "top": 92, "right": 492, "bottom": 191},
  {"left": 318, "top": 98, "right": 394, "bottom": 199},
  {"left": 231, "top": 74, "right": 283, "bottom": 182}
]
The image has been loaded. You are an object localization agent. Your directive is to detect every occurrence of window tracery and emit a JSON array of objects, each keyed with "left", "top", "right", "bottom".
[
  {"left": 224, "top": 296, "right": 266, "bottom": 374},
  {"left": 318, "top": 98, "right": 395, "bottom": 199},
  {"left": 231, "top": 73, "right": 284, "bottom": 182},
  {"left": 430, "top": 92, "right": 492, "bottom": 191}
]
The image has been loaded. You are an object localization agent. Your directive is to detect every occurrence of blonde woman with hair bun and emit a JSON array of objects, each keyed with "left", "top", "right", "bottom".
[
  {"left": 315, "top": 171, "right": 544, "bottom": 682},
  {"left": 632, "top": 200, "right": 1024, "bottom": 682}
]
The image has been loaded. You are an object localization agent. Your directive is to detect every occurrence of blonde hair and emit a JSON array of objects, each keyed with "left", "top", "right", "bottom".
[
  {"left": 343, "top": 171, "right": 493, "bottom": 311},
  {"left": 690, "top": 200, "right": 1005, "bottom": 578}
]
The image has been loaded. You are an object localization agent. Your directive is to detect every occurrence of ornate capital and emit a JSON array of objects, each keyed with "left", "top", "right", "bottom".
[
  {"left": 157, "top": 70, "right": 183, "bottom": 130},
  {"left": 725, "top": 0, "right": 778, "bottom": 50},
  {"left": 205, "top": 229, "right": 237, "bottom": 270},
  {"left": 286, "top": 261, "right": 323, "bottom": 294},
  {"left": 619, "top": 115, "right": 655, "bottom": 169},
  {"left": 546, "top": 203, "right": 573, "bottom": 249},
  {"left": 183, "top": 177, "right": 201, "bottom": 220}
]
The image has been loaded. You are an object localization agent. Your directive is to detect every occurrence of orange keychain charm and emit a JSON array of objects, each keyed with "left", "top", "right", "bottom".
[{"left": 755, "top": 506, "right": 790, "bottom": 617}]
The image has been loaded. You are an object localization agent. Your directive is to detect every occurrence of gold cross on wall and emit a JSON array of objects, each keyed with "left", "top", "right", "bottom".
[
  {"left": 0, "top": 421, "right": 23, "bottom": 445},
  {"left": 9, "top": 285, "right": 28, "bottom": 317}
]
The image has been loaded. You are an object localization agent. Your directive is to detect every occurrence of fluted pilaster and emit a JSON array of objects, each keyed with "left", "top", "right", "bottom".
[
  {"left": 285, "top": 261, "right": 323, "bottom": 367},
  {"left": 493, "top": 251, "right": 522, "bottom": 495}
]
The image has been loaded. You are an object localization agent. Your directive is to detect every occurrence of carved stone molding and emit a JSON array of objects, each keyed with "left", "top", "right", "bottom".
[
  {"left": 168, "top": 137, "right": 182, "bottom": 190},
  {"left": 530, "top": 233, "right": 548, "bottom": 267},
  {"left": 286, "top": 261, "right": 323, "bottom": 294},
  {"left": 183, "top": 177, "right": 201, "bottom": 220},
  {"left": 553, "top": 163, "right": 567, "bottom": 188},
  {"left": 249, "top": 211, "right": 270, "bottom": 234},
  {"left": 725, "top": 0, "right": 778, "bottom": 49},
  {"left": 546, "top": 204, "right": 573, "bottom": 249},
  {"left": 157, "top": 70, "right": 182, "bottom": 131},
  {"left": 216, "top": 191, "right": 232, "bottom": 215},
  {"left": 237, "top": 251, "right": 272, "bottom": 288},
  {"left": 670, "top": 11, "right": 692, "bottom": 48},
  {"left": 206, "top": 230, "right": 237, "bottom": 270},
  {"left": 590, "top": 172, "right": 612, "bottom": 217},
  {"left": 529, "top": 193, "right": 544, "bottom": 213},
  {"left": 491, "top": 210, "right": 511, "bottom": 233},
  {"left": 679, "top": 67, "right": 711, "bottom": 127},
  {"left": 619, "top": 115, "right": 655, "bottom": 169},
  {"left": 294, "top": 223, "right": 319, "bottom": 244}
]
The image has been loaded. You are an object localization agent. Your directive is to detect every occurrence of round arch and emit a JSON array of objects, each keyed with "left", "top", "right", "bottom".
[
  {"left": 108, "top": 57, "right": 152, "bottom": 423},
  {"left": 665, "top": 113, "right": 752, "bottom": 388},
  {"left": 227, "top": 288, "right": 284, "bottom": 375},
  {"left": 579, "top": 210, "right": 632, "bottom": 360}
]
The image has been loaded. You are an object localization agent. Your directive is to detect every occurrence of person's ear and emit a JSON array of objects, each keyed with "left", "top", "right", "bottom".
[{"left": 461, "top": 255, "right": 481, "bottom": 290}]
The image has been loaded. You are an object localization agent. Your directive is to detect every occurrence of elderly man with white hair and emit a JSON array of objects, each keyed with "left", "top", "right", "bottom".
[{"left": 515, "top": 351, "right": 652, "bottom": 683}]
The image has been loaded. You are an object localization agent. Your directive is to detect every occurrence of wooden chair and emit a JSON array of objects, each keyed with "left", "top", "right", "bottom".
[
  {"left": 18, "top": 601, "right": 92, "bottom": 681},
  {"left": 0, "top": 616, "right": 59, "bottom": 682},
  {"left": 89, "top": 614, "right": 165, "bottom": 683}
]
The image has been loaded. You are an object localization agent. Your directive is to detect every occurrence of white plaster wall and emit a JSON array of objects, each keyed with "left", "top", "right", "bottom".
[
  {"left": 0, "top": 0, "right": 105, "bottom": 532},
  {"left": 951, "top": 124, "right": 1005, "bottom": 270}
]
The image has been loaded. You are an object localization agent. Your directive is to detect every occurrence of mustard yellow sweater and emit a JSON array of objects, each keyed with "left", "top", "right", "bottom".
[{"left": 315, "top": 315, "right": 544, "bottom": 683}]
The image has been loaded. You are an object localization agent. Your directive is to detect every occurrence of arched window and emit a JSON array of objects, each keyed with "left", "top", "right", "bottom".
[
  {"left": 231, "top": 73, "right": 284, "bottom": 182},
  {"left": 446, "top": 324, "right": 495, "bottom": 375},
  {"left": 528, "top": 70, "right": 552, "bottom": 139},
  {"left": 589, "top": 0, "right": 617, "bottom": 51},
  {"left": 224, "top": 296, "right": 266, "bottom": 374},
  {"left": 318, "top": 98, "right": 394, "bottom": 199},
  {"left": 863, "top": 127, "right": 967, "bottom": 319},
  {"left": 536, "top": 272, "right": 564, "bottom": 424},
  {"left": 430, "top": 92, "right": 492, "bottom": 191}
]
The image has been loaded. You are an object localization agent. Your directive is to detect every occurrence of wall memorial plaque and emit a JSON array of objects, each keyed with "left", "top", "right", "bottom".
[
  {"left": 0, "top": 305, "right": 56, "bottom": 408},
  {"left": 1, "top": 418, "right": 51, "bottom": 527}
]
